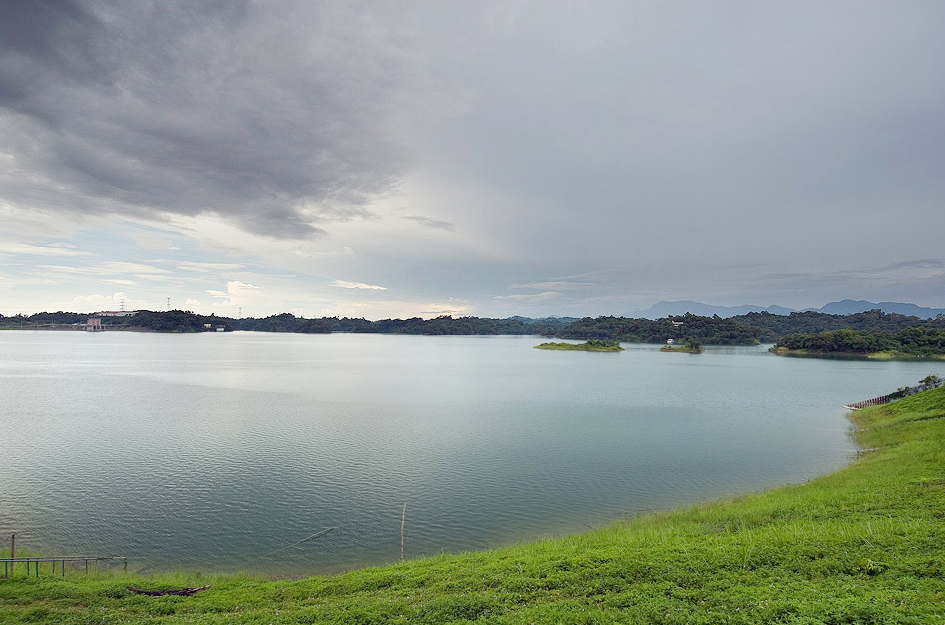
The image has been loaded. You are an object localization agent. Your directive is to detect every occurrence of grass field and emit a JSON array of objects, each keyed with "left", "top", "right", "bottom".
[{"left": 2, "top": 387, "right": 944, "bottom": 623}]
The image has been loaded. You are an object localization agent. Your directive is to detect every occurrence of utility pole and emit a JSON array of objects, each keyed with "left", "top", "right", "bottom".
[{"left": 166, "top": 297, "right": 171, "bottom": 312}]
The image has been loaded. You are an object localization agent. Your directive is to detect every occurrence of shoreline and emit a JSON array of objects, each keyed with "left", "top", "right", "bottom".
[
  {"left": 659, "top": 345, "right": 704, "bottom": 354},
  {"left": 534, "top": 340, "right": 624, "bottom": 352},
  {"left": 773, "top": 346, "right": 945, "bottom": 361}
]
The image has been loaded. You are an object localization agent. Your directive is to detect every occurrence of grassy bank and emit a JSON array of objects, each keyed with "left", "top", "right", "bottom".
[{"left": 2, "top": 388, "right": 944, "bottom": 623}]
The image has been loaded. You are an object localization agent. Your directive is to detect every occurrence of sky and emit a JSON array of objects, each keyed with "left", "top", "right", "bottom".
[{"left": 2, "top": 1, "right": 944, "bottom": 319}]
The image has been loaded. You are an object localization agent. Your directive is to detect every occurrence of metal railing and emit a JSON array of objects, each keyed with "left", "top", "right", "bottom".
[{"left": 844, "top": 378, "right": 943, "bottom": 411}]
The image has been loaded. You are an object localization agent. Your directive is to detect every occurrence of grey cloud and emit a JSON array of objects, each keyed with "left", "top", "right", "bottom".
[
  {"left": 418, "top": 2, "right": 945, "bottom": 273},
  {"left": 708, "top": 259, "right": 945, "bottom": 309},
  {"left": 510, "top": 281, "right": 598, "bottom": 291},
  {"left": 404, "top": 216, "right": 456, "bottom": 231},
  {"left": 493, "top": 291, "right": 563, "bottom": 302},
  {"left": 763, "top": 259, "right": 945, "bottom": 284},
  {"left": 0, "top": 243, "right": 93, "bottom": 257},
  {"left": 0, "top": 0, "right": 417, "bottom": 238}
]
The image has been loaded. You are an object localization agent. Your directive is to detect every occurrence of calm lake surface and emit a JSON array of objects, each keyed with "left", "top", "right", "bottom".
[{"left": 0, "top": 331, "right": 938, "bottom": 575}]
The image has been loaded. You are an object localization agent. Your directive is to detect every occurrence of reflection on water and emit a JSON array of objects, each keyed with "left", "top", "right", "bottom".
[{"left": 0, "top": 332, "right": 935, "bottom": 575}]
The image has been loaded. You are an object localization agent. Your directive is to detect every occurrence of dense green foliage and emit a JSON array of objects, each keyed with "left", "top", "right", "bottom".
[
  {"left": 554, "top": 310, "right": 945, "bottom": 346},
  {"left": 128, "top": 311, "right": 232, "bottom": 333},
  {"left": 234, "top": 314, "right": 573, "bottom": 336},
  {"left": 556, "top": 313, "right": 766, "bottom": 345},
  {"left": 3, "top": 386, "right": 944, "bottom": 623},
  {"left": 776, "top": 327, "right": 945, "bottom": 357},
  {"left": 0, "top": 311, "right": 90, "bottom": 327},
  {"left": 736, "top": 309, "right": 945, "bottom": 337}
]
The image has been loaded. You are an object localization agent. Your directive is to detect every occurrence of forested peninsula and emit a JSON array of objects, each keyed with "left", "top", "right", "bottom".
[
  {"left": 3, "top": 308, "right": 945, "bottom": 350},
  {"left": 773, "top": 328, "right": 945, "bottom": 359}
]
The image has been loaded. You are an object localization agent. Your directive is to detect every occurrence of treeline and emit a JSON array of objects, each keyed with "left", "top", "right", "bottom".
[
  {"left": 3, "top": 308, "right": 944, "bottom": 344},
  {"left": 556, "top": 313, "right": 770, "bottom": 345},
  {"left": 129, "top": 310, "right": 233, "bottom": 333},
  {"left": 735, "top": 309, "right": 945, "bottom": 336},
  {"left": 546, "top": 310, "right": 944, "bottom": 346},
  {"left": 0, "top": 311, "right": 90, "bottom": 326},
  {"left": 232, "top": 314, "right": 573, "bottom": 336},
  {"left": 775, "top": 327, "right": 945, "bottom": 356},
  {"left": 0, "top": 310, "right": 232, "bottom": 333},
  {"left": 0, "top": 311, "right": 570, "bottom": 336}
]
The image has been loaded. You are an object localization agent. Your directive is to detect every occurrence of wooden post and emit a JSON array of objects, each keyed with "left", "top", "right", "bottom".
[{"left": 400, "top": 503, "right": 406, "bottom": 561}]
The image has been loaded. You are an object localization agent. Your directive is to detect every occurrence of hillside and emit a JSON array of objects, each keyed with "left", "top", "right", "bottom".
[{"left": 627, "top": 299, "right": 945, "bottom": 319}]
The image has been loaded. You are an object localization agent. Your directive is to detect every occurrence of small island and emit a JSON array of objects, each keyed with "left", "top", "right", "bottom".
[
  {"left": 535, "top": 339, "right": 624, "bottom": 352},
  {"left": 660, "top": 338, "right": 704, "bottom": 354}
]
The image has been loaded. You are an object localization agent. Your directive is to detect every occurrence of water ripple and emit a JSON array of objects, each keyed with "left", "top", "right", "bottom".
[{"left": 0, "top": 333, "right": 927, "bottom": 573}]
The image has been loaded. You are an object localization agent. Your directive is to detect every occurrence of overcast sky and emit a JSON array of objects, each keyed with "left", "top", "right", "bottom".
[{"left": 2, "top": 1, "right": 943, "bottom": 319}]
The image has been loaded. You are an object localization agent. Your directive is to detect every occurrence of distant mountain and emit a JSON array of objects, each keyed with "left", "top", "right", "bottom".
[
  {"left": 626, "top": 299, "right": 945, "bottom": 320},
  {"left": 627, "top": 301, "right": 796, "bottom": 319},
  {"left": 812, "top": 300, "right": 945, "bottom": 319}
]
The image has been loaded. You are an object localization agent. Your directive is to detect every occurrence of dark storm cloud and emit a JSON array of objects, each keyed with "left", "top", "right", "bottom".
[
  {"left": 0, "top": 0, "right": 415, "bottom": 238},
  {"left": 4, "top": 1, "right": 945, "bottom": 315}
]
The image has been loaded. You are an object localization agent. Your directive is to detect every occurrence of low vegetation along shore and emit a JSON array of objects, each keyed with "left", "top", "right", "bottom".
[
  {"left": 2, "top": 387, "right": 944, "bottom": 623},
  {"left": 534, "top": 339, "right": 624, "bottom": 352},
  {"left": 660, "top": 338, "right": 704, "bottom": 354}
]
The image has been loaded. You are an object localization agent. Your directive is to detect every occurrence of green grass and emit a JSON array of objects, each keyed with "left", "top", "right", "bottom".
[
  {"left": 867, "top": 351, "right": 945, "bottom": 361},
  {"left": 3, "top": 387, "right": 945, "bottom": 623},
  {"left": 659, "top": 345, "right": 704, "bottom": 354},
  {"left": 774, "top": 347, "right": 945, "bottom": 361},
  {"left": 535, "top": 340, "right": 624, "bottom": 352}
]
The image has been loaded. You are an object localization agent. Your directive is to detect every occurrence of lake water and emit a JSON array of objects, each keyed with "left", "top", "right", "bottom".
[{"left": 0, "top": 331, "right": 938, "bottom": 576}]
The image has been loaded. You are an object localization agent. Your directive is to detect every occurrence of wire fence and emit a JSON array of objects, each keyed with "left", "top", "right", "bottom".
[{"left": 2, "top": 556, "right": 128, "bottom": 578}]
